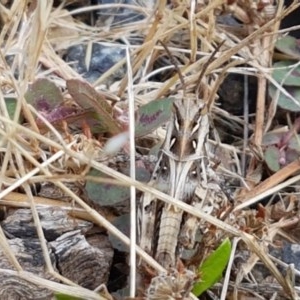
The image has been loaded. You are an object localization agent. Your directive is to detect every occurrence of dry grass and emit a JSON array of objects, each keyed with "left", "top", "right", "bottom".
[{"left": 1, "top": 0, "right": 300, "bottom": 299}]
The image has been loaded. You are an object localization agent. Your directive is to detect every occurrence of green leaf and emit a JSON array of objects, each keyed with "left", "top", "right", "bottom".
[
  {"left": 264, "top": 145, "right": 281, "bottom": 172},
  {"left": 262, "top": 131, "right": 283, "bottom": 146},
  {"left": 25, "top": 78, "right": 63, "bottom": 111},
  {"left": 192, "top": 238, "right": 231, "bottom": 296},
  {"left": 5, "top": 97, "right": 23, "bottom": 122},
  {"left": 272, "top": 61, "right": 300, "bottom": 87},
  {"left": 85, "top": 168, "right": 130, "bottom": 206},
  {"left": 108, "top": 214, "right": 130, "bottom": 252},
  {"left": 85, "top": 167, "right": 150, "bottom": 207},
  {"left": 287, "top": 134, "right": 300, "bottom": 150},
  {"left": 276, "top": 36, "right": 300, "bottom": 59},
  {"left": 135, "top": 98, "right": 174, "bottom": 137},
  {"left": 269, "top": 83, "right": 300, "bottom": 112},
  {"left": 54, "top": 293, "right": 83, "bottom": 300},
  {"left": 269, "top": 60, "right": 300, "bottom": 111}
]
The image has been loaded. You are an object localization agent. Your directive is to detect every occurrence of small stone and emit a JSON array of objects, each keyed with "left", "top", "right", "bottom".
[{"left": 65, "top": 43, "right": 126, "bottom": 83}]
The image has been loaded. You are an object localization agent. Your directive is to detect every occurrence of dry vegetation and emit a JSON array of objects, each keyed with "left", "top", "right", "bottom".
[{"left": 1, "top": 0, "right": 300, "bottom": 299}]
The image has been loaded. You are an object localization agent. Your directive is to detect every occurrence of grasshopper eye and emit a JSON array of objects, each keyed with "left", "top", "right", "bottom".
[
  {"left": 190, "top": 163, "right": 198, "bottom": 178},
  {"left": 170, "top": 137, "right": 176, "bottom": 148},
  {"left": 191, "top": 121, "right": 200, "bottom": 135},
  {"left": 191, "top": 170, "right": 197, "bottom": 177},
  {"left": 174, "top": 115, "right": 180, "bottom": 131},
  {"left": 192, "top": 140, "right": 197, "bottom": 150}
]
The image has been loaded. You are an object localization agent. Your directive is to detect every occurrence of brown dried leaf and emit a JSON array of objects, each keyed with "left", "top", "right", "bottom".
[{"left": 67, "top": 79, "right": 121, "bottom": 135}]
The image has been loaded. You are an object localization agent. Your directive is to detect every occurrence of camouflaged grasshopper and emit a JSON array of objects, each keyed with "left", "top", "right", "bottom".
[{"left": 138, "top": 42, "right": 224, "bottom": 269}]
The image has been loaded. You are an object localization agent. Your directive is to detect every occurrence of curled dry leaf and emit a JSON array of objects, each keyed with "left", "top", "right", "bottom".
[
  {"left": 67, "top": 79, "right": 122, "bottom": 135},
  {"left": 55, "top": 134, "right": 103, "bottom": 173}
]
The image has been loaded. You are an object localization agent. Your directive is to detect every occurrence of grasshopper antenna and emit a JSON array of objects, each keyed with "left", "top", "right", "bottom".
[
  {"left": 195, "top": 40, "right": 225, "bottom": 102},
  {"left": 158, "top": 40, "right": 186, "bottom": 94}
]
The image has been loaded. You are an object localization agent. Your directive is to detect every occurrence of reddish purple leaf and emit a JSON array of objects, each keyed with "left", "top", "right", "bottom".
[{"left": 25, "top": 78, "right": 64, "bottom": 111}]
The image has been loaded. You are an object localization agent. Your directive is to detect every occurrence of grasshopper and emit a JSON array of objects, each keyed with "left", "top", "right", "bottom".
[{"left": 138, "top": 40, "right": 227, "bottom": 270}]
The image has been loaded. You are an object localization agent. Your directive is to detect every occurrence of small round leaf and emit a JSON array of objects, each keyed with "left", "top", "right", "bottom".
[
  {"left": 85, "top": 169, "right": 129, "bottom": 206},
  {"left": 135, "top": 98, "right": 174, "bottom": 137},
  {"left": 264, "top": 145, "right": 281, "bottom": 172},
  {"left": 272, "top": 61, "right": 300, "bottom": 87},
  {"left": 25, "top": 78, "right": 63, "bottom": 111},
  {"left": 276, "top": 36, "right": 300, "bottom": 59},
  {"left": 269, "top": 84, "right": 300, "bottom": 112}
]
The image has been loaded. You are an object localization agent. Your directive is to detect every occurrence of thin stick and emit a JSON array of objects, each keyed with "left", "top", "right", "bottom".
[
  {"left": 220, "top": 237, "right": 240, "bottom": 300},
  {"left": 242, "top": 74, "right": 249, "bottom": 177},
  {"left": 126, "top": 47, "right": 137, "bottom": 297}
]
